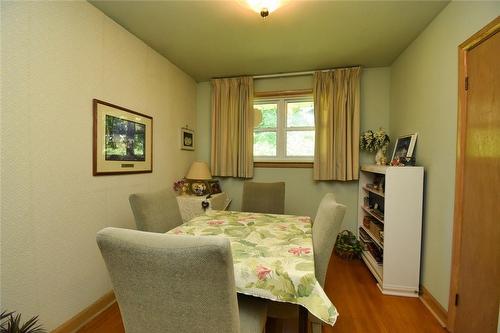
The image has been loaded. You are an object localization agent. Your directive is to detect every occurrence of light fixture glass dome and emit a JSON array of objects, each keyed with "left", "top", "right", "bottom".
[{"left": 246, "top": 0, "right": 282, "bottom": 16}]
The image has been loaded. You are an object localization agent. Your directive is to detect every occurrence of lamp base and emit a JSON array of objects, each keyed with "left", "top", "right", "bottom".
[{"left": 190, "top": 181, "right": 209, "bottom": 196}]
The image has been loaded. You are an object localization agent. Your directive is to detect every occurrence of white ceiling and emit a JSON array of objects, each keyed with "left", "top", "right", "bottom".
[{"left": 90, "top": 1, "right": 449, "bottom": 82}]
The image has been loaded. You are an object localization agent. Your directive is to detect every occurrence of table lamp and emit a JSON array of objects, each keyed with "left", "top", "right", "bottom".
[{"left": 185, "top": 161, "right": 212, "bottom": 196}]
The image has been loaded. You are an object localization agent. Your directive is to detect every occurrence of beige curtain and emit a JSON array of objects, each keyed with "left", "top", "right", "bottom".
[
  {"left": 313, "top": 67, "right": 361, "bottom": 181},
  {"left": 210, "top": 77, "right": 254, "bottom": 178}
]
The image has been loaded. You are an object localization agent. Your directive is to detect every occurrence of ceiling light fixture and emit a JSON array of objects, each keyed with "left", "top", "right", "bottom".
[{"left": 246, "top": 0, "right": 282, "bottom": 18}]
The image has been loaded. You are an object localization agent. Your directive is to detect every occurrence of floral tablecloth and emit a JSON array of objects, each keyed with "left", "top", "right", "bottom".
[{"left": 167, "top": 210, "right": 338, "bottom": 326}]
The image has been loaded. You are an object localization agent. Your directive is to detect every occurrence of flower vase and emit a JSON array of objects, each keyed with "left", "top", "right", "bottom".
[{"left": 375, "top": 148, "right": 386, "bottom": 165}]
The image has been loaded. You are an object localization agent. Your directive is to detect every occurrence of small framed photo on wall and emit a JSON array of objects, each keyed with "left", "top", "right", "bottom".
[{"left": 181, "top": 127, "right": 194, "bottom": 151}]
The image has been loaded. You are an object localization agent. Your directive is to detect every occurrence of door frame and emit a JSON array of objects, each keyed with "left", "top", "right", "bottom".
[{"left": 448, "top": 16, "right": 500, "bottom": 332}]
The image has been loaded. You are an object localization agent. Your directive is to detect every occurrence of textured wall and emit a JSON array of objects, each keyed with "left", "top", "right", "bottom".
[
  {"left": 0, "top": 0, "right": 3, "bottom": 306},
  {"left": 390, "top": 1, "right": 499, "bottom": 309},
  {"left": 1, "top": 2, "right": 196, "bottom": 329},
  {"left": 197, "top": 68, "right": 391, "bottom": 230}
]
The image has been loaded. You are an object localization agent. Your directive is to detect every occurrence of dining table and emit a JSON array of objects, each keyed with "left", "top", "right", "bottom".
[{"left": 167, "top": 210, "right": 338, "bottom": 331}]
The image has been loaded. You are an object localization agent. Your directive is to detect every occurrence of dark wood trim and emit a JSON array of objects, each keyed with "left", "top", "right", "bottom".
[
  {"left": 52, "top": 291, "right": 116, "bottom": 333},
  {"left": 458, "top": 16, "right": 500, "bottom": 50},
  {"left": 420, "top": 286, "right": 448, "bottom": 328},
  {"left": 93, "top": 99, "right": 152, "bottom": 118},
  {"left": 448, "top": 16, "right": 500, "bottom": 332},
  {"left": 254, "top": 89, "right": 313, "bottom": 98},
  {"left": 92, "top": 99, "right": 153, "bottom": 176},
  {"left": 254, "top": 161, "right": 313, "bottom": 168},
  {"left": 298, "top": 306, "right": 308, "bottom": 333}
]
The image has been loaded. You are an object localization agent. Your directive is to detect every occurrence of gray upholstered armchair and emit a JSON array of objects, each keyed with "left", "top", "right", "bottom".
[
  {"left": 129, "top": 188, "right": 182, "bottom": 233},
  {"left": 96, "top": 227, "right": 268, "bottom": 333},
  {"left": 312, "top": 193, "right": 347, "bottom": 287},
  {"left": 241, "top": 181, "right": 285, "bottom": 214}
]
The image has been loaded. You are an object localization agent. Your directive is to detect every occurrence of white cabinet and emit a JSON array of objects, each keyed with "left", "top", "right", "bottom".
[
  {"left": 358, "top": 165, "right": 424, "bottom": 297},
  {"left": 176, "top": 192, "right": 231, "bottom": 223}
]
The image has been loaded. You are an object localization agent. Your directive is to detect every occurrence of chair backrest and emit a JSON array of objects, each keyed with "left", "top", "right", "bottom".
[
  {"left": 96, "top": 227, "right": 240, "bottom": 333},
  {"left": 312, "top": 193, "right": 346, "bottom": 287},
  {"left": 129, "top": 189, "right": 182, "bottom": 233},
  {"left": 241, "top": 181, "right": 285, "bottom": 214}
]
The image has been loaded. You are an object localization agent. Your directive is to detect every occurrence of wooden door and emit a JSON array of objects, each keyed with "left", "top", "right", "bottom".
[{"left": 449, "top": 17, "right": 500, "bottom": 333}]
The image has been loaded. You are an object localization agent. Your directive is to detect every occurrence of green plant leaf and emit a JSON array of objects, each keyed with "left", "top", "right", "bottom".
[
  {"left": 295, "top": 262, "right": 314, "bottom": 271},
  {"left": 0, "top": 312, "right": 46, "bottom": 333},
  {"left": 20, "top": 315, "right": 46, "bottom": 333},
  {"left": 297, "top": 274, "right": 315, "bottom": 297}
]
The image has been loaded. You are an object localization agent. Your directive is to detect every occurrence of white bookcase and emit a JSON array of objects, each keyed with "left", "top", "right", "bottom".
[{"left": 357, "top": 164, "right": 424, "bottom": 297}]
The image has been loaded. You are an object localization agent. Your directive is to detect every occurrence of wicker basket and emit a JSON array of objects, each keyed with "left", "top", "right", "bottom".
[
  {"left": 334, "top": 230, "right": 363, "bottom": 260},
  {"left": 363, "top": 216, "right": 372, "bottom": 228},
  {"left": 369, "top": 221, "right": 383, "bottom": 242}
]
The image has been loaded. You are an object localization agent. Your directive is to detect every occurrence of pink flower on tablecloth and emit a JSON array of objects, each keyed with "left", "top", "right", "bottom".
[
  {"left": 238, "top": 218, "right": 255, "bottom": 224},
  {"left": 256, "top": 265, "right": 272, "bottom": 280},
  {"left": 173, "top": 229, "right": 183, "bottom": 234},
  {"left": 288, "top": 246, "right": 311, "bottom": 256},
  {"left": 207, "top": 220, "right": 224, "bottom": 225},
  {"left": 297, "top": 216, "right": 311, "bottom": 223}
]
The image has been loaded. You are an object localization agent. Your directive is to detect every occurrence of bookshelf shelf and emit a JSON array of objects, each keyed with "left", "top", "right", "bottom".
[{"left": 358, "top": 165, "right": 424, "bottom": 297}]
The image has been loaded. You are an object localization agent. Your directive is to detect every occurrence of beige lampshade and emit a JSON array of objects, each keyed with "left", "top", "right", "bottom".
[{"left": 186, "top": 161, "right": 212, "bottom": 180}]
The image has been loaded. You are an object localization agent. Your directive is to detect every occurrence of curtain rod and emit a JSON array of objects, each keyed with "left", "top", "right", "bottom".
[
  {"left": 211, "top": 65, "right": 361, "bottom": 80},
  {"left": 253, "top": 71, "right": 314, "bottom": 79},
  {"left": 252, "top": 65, "right": 361, "bottom": 80}
]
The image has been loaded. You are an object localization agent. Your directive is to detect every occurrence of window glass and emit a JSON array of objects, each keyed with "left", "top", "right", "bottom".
[
  {"left": 254, "top": 103, "right": 277, "bottom": 128},
  {"left": 253, "top": 131, "right": 277, "bottom": 156},
  {"left": 287, "top": 102, "right": 314, "bottom": 127},
  {"left": 253, "top": 97, "right": 314, "bottom": 161},
  {"left": 286, "top": 131, "right": 315, "bottom": 156}
]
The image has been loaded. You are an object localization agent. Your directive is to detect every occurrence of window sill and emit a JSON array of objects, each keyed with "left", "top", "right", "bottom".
[{"left": 254, "top": 161, "right": 313, "bottom": 168}]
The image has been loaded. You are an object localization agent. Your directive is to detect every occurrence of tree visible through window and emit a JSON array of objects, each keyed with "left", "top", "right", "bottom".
[{"left": 253, "top": 97, "right": 314, "bottom": 161}]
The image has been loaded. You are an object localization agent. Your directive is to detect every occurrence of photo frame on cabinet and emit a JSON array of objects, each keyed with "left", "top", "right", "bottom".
[
  {"left": 208, "top": 179, "right": 222, "bottom": 194},
  {"left": 391, "top": 133, "right": 418, "bottom": 164},
  {"left": 181, "top": 127, "right": 195, "bottom": 151},
  {"left": 93, "top": 99, "right": 153, "bottom": 176}
]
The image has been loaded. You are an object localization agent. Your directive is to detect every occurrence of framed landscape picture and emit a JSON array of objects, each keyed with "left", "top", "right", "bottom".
[{"left": 93, "top": 99, "right": 153, "bottom": 175}]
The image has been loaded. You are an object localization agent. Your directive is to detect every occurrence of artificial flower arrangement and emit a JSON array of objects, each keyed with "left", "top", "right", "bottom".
[
  {"left": 173, "top": 179, "right": 189, "bottom": 195},
  {"left": 360, "top": 128, "right": 390, "bottom": 152}
]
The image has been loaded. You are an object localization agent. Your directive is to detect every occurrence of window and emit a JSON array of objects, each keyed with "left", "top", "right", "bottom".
[{"left": 253, "top": 97, "right": 314, "bottom": 162}]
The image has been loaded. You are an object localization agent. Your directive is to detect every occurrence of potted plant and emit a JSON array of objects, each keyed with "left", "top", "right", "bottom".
[
  {"left": 334, "top": 230, "right": 363, "bottom": 260},
  {"left": 360, "top": 128, "right": 390, "bottom": 165},
  {"left": 1, "top": 310, "right": 46, "bottom": 333}
]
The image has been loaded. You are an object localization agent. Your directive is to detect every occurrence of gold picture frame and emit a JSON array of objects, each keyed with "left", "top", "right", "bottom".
[{"left": 93, "top": 99, "right": 153, "bottom": 175}]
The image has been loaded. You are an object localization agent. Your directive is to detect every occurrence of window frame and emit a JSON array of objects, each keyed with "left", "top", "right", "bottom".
[{"left": 253, "top": 96, "right": 315, "bottom": 163}]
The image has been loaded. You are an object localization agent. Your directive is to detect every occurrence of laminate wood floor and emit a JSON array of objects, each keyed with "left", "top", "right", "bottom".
[
  {"left": 77, "top": 255, "right": 446, "bottom": 333},
  {"left": 322, "top": 256, "right": 446, "bottom": 333}
]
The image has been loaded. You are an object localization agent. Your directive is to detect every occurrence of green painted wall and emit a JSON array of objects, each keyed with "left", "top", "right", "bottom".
[
  {"left": 196, "top": 68, "right": 391, "bottom": 232},
  {"left": 389, "top": 2, "right": 499, "bottom": 309}
]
